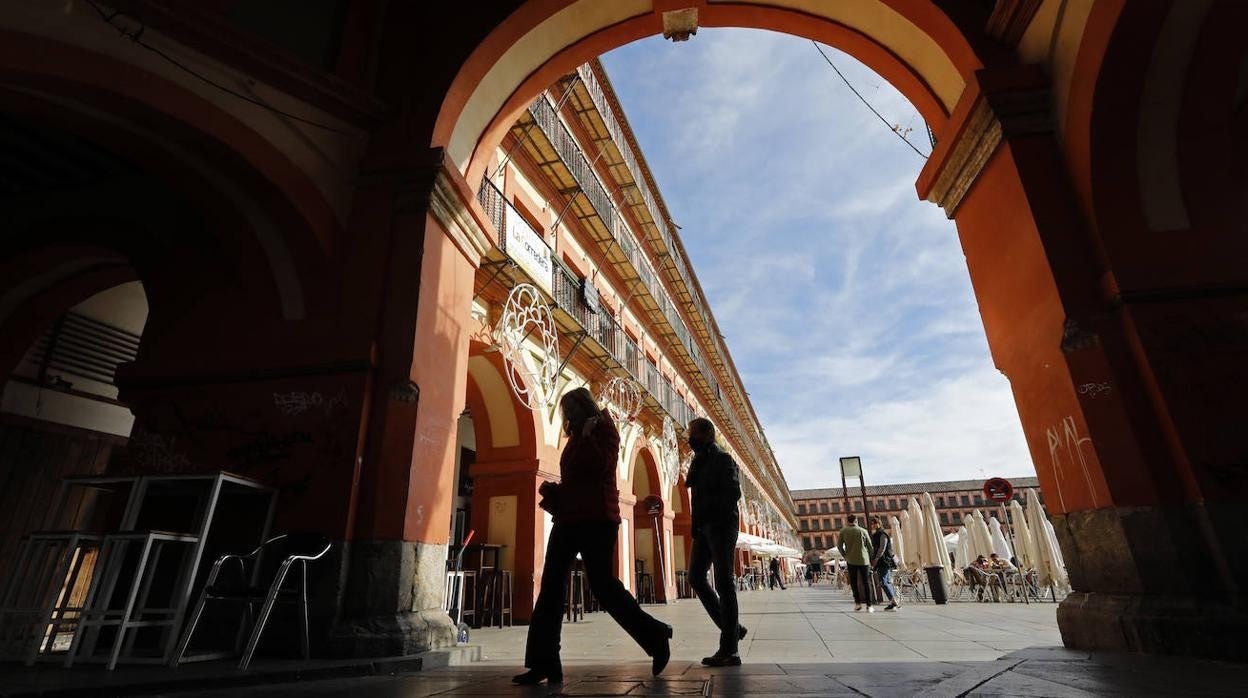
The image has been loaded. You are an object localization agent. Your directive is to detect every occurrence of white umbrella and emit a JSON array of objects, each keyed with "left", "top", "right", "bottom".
[
  {"left": 1025, "top": 489, "right": 1069, "bottom": 588},
  {"left": 970, "top": 510, "right": 995, "bottom": 560},
  {"left": 987, "top": 514, "right": 1014, "bottom": 560},
  {"left": 1043, "top": 520, "right": 1069, "bottom": 582},
  {"left": 921, "top": 493, "right": 953, "bottom": 587},
  {"left": 961, "top": 513, "right": 988, "bottom": 560},
  {"left": 955, "top": 525, "right": 972, "bottom": 568},
  {"left": 889, "top": 515, "right": 906, "bottom": 569},
  {"left": 1009, "top": 499, "right": 1037, "bottom": 569},
  {"left": 904, "top": 498, "right": 925, "bottom": 568},
  {"left": 942, "top": 531, "right": 959, "bottom": 553}
]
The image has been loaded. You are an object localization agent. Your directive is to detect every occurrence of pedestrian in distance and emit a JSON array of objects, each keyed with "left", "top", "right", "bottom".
[
  {"left": 515, "top": 388, "right": 672, "bottom": 686},
  {"left": 838, "top": 514, "right": 876, "bottom": 612},
  {"left": 869, "top": 517, "right": 900, "bottom": 611},
  {"left": 685, "top": 417, "right": 748, "bottom": 667},
  {"left": 768, "top": 556, "right": 786, "bottom": 590}
]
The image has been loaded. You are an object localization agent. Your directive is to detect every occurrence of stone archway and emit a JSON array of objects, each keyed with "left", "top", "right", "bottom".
[
  {"left": 413, "top": 0, "right": 1248, "bottom": 660},
  {"left": 462, "top": 343, "right": 549, "bottom": 622}
]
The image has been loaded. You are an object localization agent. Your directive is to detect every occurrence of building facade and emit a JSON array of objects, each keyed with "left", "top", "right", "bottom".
[{"left": 792, "top": 478, "right": 1042, "bottom": 551}]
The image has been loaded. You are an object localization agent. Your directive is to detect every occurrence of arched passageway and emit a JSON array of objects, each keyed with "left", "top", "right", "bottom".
[{"left": 0, "top": 0, "right": 1244, "bottom": 663}]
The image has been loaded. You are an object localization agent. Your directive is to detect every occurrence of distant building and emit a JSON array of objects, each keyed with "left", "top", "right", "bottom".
[{"left": 790, "top": 477, "right": 1042, "bottom": 550}]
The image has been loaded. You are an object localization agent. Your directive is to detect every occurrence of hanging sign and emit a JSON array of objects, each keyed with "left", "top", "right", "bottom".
[
  {"left": 503, "top": 203, "right": 553, "bottom": 294},
  {"left": 983, "top": 477, "right": 1015, "bottom": 502}
]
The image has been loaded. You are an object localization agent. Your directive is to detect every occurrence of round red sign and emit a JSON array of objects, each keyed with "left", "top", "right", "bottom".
[
  {"left": 983, "top": 477, "right": 1014, "bottom": 502},
  {"left": 643, "top": 494, "right": 664, "bottom": 516}
]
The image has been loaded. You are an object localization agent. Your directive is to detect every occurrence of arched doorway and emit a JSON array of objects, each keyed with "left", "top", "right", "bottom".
[
  {"left": 629, "top": 446, "right": 668, "bottom": 603},
  {"left": 460, "top": 344, "right": 549, "bottom": 622}
]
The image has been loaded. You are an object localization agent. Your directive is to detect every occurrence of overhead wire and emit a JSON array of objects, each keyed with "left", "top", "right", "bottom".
[{"left": 811, "top": 41, "right": 929, "bottom": 159}]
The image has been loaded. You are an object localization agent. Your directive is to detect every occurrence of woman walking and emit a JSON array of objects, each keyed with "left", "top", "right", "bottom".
[{"left": 514, "top": 387, "right": 673, "bottom": 685}]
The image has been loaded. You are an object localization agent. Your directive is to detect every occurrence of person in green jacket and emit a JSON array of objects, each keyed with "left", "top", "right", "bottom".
[{"left": 838, "top": 514, "right": 876, "bottom": 612}]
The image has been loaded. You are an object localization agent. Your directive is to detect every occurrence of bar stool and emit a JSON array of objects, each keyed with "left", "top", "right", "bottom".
[
  {"left": 565, "top": 560, "right": 585, "bottom": 622},
  {"left": 634, "top": 560, "right": 654, "bottom": 604},
  {"left": 675, "top": 570, "right": 689, "bottom": 599},
  {"left": 444, "top": 569, "right": 476, "bottom": 628},
  {"left": 498, "top": 571, "right": 513, "bottom": 627}
]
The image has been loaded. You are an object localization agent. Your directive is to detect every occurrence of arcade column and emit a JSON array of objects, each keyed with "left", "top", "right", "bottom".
[
  {"left": 331, "top": 151, "right": 493, "bottom": 656},
  {"left": 920, "top": 67, "right": 1247, "bottom": 660}
]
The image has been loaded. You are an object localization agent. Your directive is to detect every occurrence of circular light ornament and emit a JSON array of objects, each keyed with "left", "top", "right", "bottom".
[
  {"left": 496, "top": 283, "right": 560, "bottom": 410},
  {"left": 597, "top": 376, "right": 643, "bottom": 423}
]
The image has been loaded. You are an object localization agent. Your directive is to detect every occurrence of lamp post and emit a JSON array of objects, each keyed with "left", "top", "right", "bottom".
[{"left": 839, "top": 456, "right": 869, "bottom": 533}]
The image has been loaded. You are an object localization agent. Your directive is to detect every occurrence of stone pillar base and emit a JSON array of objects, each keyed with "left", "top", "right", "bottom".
[
  {"left": 1059, "top": 591, "right": 1248, "bottom": 662},
  {"left": 328, "top": 539, "right": 456, "bottom": 657},
  {"left": 327, "top": 609, "right": 456, "bottom": 657}
]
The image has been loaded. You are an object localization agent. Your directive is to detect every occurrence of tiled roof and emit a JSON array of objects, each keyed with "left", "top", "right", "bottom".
[{"left": 790, "top": 476, "right": 1040, "bottom": 500}]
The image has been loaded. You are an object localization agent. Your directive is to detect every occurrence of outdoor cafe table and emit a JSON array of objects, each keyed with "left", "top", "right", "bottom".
[{"left": 45, "top": 472, "right": 275, "bottom": 668}]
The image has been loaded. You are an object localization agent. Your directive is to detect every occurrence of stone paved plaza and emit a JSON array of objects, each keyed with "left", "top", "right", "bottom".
[
  {"left": 471, "top": 582, "right": 1064, "bottom": 664},
  {"left": 160, "top": 584, "right": 1248, "bottom": 696}
]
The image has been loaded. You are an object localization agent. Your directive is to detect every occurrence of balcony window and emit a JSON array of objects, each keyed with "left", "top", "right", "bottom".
[
  {"left": 961, "top": 495, "right": 970, "bottom": 506},
  {"left": 798, "top": 503, "right": 807, "bottom": 515},
  {"left": 819, "top": 502, "right": 829, "bottom": 514},
  {"left": 832, "top": 502, "right": 841, "bottom": 513}
]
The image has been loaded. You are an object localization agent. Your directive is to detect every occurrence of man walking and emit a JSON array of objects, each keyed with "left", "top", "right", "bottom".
[
  {"left": 768, "top": 557, "right": 786, "bottom": 590},
  {"left": 685, "top": 418, "right": 747, "bottom": 666},
  {"left": 869, "top": 517, "right": 900, "bottom": 611},
  {"left": 838, "top": 514, "right": 875, "bottom": 612}
]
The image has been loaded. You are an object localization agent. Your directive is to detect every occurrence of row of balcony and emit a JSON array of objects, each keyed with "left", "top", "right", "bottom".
[
  {"left": 525, "top": 87, "right": 789, "bottom": 512},
  {"left": 575, "top": 64, "right": 785, "bottom": 499},
  {"left": 477, "top": 178, "right": 698, "bottom": 431}
]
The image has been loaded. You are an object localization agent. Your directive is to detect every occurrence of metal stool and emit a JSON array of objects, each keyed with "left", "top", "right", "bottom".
[
  {"left": 0, "top": 532, "right": 102, "bottom": 664},
  {"left": 444, "top": 570, "right": 476, "bottom": 628},
  {"left": 498, "top": 571, "right": 513, "bottom": 627},
  {"left": 634, "top": 560, "right": 654, "bottom": 604},
  {"left": 565, "top": 561, "right": 585, "bottom": 622}
]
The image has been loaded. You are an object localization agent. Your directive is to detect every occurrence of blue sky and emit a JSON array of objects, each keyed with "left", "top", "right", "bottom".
[{"left": 600, "top": 29, "right": 1034, "bottom": 490}]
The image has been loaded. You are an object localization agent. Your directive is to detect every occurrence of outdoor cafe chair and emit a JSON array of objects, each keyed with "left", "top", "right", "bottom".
[{"left": 172, "top": 533, "right": 331, "bottom": 670}]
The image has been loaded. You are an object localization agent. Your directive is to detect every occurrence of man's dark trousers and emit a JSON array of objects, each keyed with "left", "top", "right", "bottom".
[
  {"left": 688, "top": 521, "right": 742, "bottom": 656},
  {"left": 847, "top": 563, "right": 874, "bottom": 606}
]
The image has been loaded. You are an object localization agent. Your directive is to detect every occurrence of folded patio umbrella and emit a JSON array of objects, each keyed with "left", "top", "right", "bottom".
[
  {"left": 922, "top": 493, "right": 953, "bottom": 587},
  {"left": 890, "top": 514, "right": 906, "bottom": 568},
  {"left": 987, "top": 514, "right": 1014, "bottom": 560},
  {"left": 1025, "top": 488, "right": 1069, "bottom": 588},
  {"left": 904, "top": 498, "right": 925, "bottom": 568},
  {"left": 955, "top": 525, "right": 971, "bottom": 569},
  {"left": 1009, "top": 499, "right": 1037, "bottom": 569}
]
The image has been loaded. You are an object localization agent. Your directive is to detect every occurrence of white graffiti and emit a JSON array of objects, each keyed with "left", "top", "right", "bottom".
[
  {"left": 1045, "top": 416, "right": 1100, "bottom": 510},
  {"left": 129, "top": 428, "right": 192, "bottom": 473},
  {"left": 1077, "top": 382, "right": 1113, "bottom": 399},
  {"left": 273, "top": 391, "right": 347, "bottom": 417}
]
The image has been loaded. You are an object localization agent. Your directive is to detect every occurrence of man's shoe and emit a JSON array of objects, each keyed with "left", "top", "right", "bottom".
[
  {"left": 867, "top": 606, "right": 876, "bottom": 613},
  {"left": 885, "top": 603, "right": 898, "bottom": 611},
  {"left": 651, "top": 624, "right": 673, "bottom": 676},
  {"left": 738, "top": 625, "right": 748, "bottom": 641},
  {"left": 701, "top": 653, "right": 742, "bottom": 667},
  {"left": 854, "top": 604, "right": 863, "bottom": 611}
]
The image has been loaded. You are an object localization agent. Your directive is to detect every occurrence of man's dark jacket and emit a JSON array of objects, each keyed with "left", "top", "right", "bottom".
[{"left": 685, "top": 442, "right": 741, "bottom": 531}]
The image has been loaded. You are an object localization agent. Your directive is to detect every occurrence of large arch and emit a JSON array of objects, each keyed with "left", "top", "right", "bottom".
[
  {"left": 431, "top": 0, "right": 989, "bottom": 187},
  {"left": 0, "top": 30, "right": 343, "bottom": 322},
  {"left": 416, "top": 0, "right": 1248, "bottom": 662}
]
